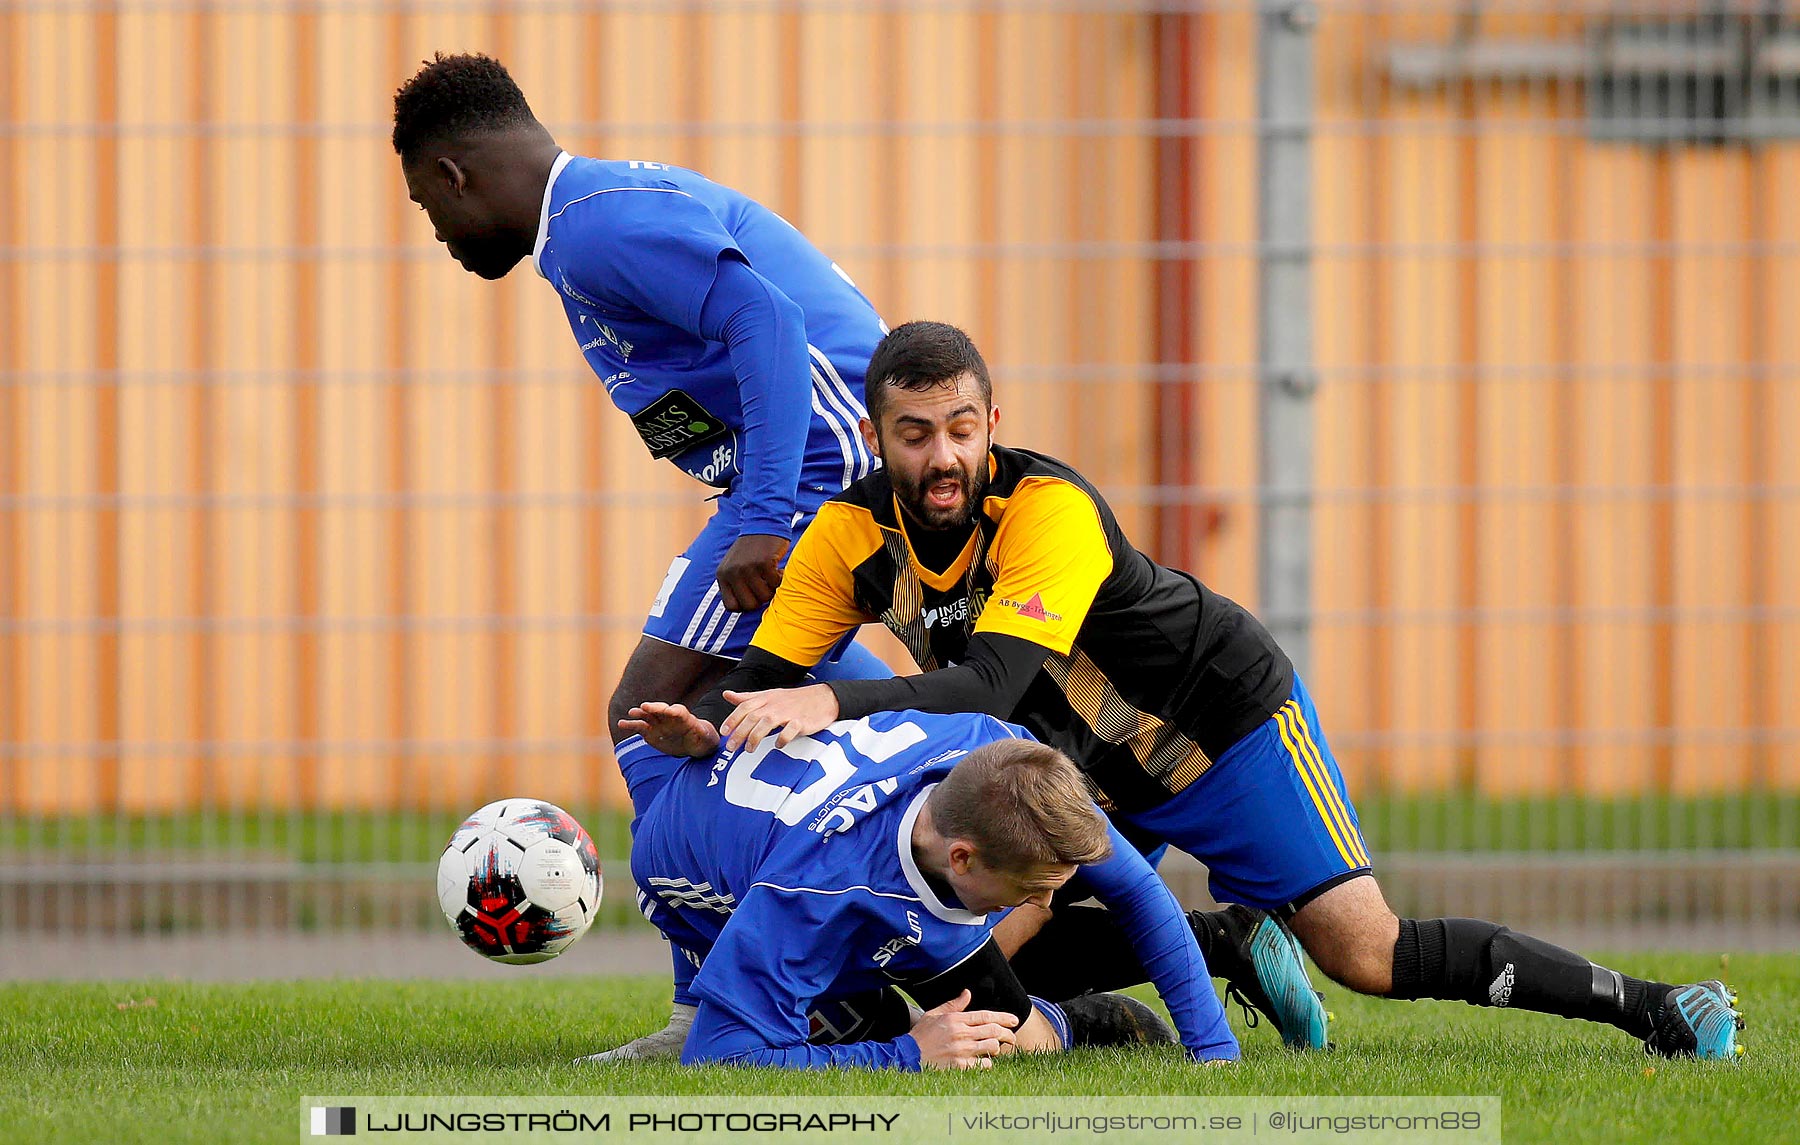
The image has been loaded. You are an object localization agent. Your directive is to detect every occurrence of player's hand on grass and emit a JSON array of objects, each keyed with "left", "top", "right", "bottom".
[
  {"left": 720, "top": 684, "right": 840, "bottom": 752},
  {"left": 618, "top": 702, "right": 722, "bottom": 758},
  {"left": 908, "top": 990, "right": 1019, "bottom": 1070},
  {"left": 716, "top": 534, "right": 790, "bottom": 612}
]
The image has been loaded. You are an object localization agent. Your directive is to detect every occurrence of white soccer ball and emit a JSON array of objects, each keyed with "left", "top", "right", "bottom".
[{"left": 437, "top": 798, "right": 603, "bottom": 964}]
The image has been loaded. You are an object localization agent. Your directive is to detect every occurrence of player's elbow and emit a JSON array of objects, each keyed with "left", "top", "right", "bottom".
[
  {"left": 726, "top": 263, "right": 804, "bottom": 335},
  {"left": 743, "top": 264, "right": 804, "bottom": 336},
  {"left": 764, "top": 282, "right": 805, "bottom": 342}
]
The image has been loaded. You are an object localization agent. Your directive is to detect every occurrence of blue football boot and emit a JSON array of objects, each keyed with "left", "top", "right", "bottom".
[
  {"left": 1199, "top": 904, "right": 1332, "bottom": 1050},
  {"left": 1644, "top": 980, "right": 1745, "bottom": 1060}
]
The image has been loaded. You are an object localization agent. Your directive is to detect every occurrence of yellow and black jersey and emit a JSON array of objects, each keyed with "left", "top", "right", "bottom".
[{"left": 750, "top": 444, "right": 1294, "bottom": 813}]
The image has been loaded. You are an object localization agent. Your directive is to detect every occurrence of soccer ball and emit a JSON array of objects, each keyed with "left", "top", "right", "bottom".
[{"left": 437, "top": 798, "right": 602, "bottom": 964}]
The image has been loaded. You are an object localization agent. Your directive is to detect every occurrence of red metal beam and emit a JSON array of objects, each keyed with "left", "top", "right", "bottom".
[
  {"left": 292, "top": 4, "right": 322, "bottom": 806},
  {"left": 1149, "top": 10, "right": 1200, "bottom": 569},
  {"left": 94, "top": 1, "right": 122, "bottom": 814},
  {"left": 186, "top": 5, "right": 218, "bottom": 808},
  {"left": 1, "top": 3, "right": 25, "bottom": 811},
  {"left": 386, "top": 4, "right": 415, "bottom": 808}
]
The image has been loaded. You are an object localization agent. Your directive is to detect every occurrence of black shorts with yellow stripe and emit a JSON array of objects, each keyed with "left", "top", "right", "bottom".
[{"left": 1114, "top": 674, "right": 1371, "bottom": 915}]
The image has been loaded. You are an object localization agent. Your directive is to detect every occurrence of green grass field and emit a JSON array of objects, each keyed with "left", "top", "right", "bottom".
[{"left": 4, "top": 953, "right": 1791, "bottom": 1145}]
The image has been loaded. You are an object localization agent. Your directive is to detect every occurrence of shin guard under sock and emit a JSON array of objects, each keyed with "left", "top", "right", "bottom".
[{"left": 1390, "top": 918, "right": 1672, "bottom": 1037}]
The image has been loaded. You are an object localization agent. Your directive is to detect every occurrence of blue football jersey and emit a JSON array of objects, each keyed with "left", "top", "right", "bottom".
[
  {"left": 531, "top": 153, "right": 883, "bottom": 516},
  {"left": 621, "top": 711, "right": 1236, "bottom": 1069}
]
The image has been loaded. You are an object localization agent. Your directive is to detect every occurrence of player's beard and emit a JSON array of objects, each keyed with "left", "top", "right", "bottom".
[
  {"left": 448, "top": 229, "right": 529, "bottom": 280},
  {"left": 892, "top": 458, "right": 987, "bottom": 532}
]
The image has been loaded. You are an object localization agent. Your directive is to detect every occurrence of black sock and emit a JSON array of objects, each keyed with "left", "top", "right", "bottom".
[
  {"left": 1620, "top": 974, "right": 1680, "bottom": 1037},
  {"left": 1389, "top": 918, "right": 1675, "bottom": 1038},
  {"left": 1009, "top": 904, "right": 1243, "bottom": 1001},
  {"left": 1187, "top": 908, "right": 1227, "bottom": 964},
  {"left": 1009, "top": 904, "right": 1147, "bottom": 1000}
]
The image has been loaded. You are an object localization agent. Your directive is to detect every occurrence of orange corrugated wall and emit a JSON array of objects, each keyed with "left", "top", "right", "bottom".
[{"left": 1, "top": 2, "right": 1794, "bottom": 813}]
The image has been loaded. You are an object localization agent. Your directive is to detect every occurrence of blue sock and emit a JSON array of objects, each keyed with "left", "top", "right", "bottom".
[{"left": 1028, "top": 995, "right": 1071, "bottom": 1050}]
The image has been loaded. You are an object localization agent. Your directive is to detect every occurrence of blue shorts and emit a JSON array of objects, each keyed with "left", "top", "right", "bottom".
[
  {"left": 643, "top": 489, "right": 848, "bottom": 663},
  {"left": 1117, "top": 675, "right": 1372, "bottom": 914}
]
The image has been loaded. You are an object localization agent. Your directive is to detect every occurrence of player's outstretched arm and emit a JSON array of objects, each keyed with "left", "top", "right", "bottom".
[
  {"left": 617, "top": 702, "right": 721, "bottom": 759},
  {"left": 690, "top": 647, "right": 812, "bottom": 730},
  {"left": 682, "top": 1000, "right": 925, "bottom": 1070},
  {"left": 1079, "top": 825, "right": 1240, "bottom": 1062},
  {"left": 681, "top": 990, "right": 1017, "bottom": 1071},
  {"left": 718, "top": 684, "right": 840, "bottom": 752},
  {"left": 826, "top": 632, "right": 1051, "bottom": 723}
]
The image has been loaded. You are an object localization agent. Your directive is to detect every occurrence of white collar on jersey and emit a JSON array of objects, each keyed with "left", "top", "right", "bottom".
[
  {"left": 532, "top": 150, "right": 574, "bottom": 279},
  {"left": 896, "top": 785, "right": 988, "bottom": 926}
]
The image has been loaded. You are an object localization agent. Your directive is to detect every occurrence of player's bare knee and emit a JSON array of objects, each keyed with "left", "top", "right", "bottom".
[
  {"left": 1313, "top": 940, "right": 1394, "bottom": 996},
  {"left": 1291, "top": 930, "right": 1362, "bottom": 993},
  {"left": 610, "top": 646, "right": 698, "bottom": 742},
  {"left": 605, "top": 683, "right": 643, "bottom": 742},
  {"left": 610, "top": 640, "right": 732, "bottom": 736},
  {"left": 1289, "top": 875, "right": 1400, "bottom": 995}
]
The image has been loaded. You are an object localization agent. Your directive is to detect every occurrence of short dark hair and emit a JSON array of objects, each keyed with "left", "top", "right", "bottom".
[
  {"left": 929, "top": 740, "right": 1111, "bottom": 871},
  {"left": 392, "top": 52, "right": 538, "bottom": 160},
  {"left": 863, "top": 321, "right": 993, "bottom": 427}
]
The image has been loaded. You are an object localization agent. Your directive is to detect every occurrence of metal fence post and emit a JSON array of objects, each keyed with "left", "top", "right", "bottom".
[{"left": 1257, "top": 0, "right": 1318, "bottom": 674}]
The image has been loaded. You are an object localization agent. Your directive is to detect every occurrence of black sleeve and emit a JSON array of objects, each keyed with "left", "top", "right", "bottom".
[
  {"left": 902, "top": 937, "right": 1033, "bottom": 1025},
  {"left": 825, "top": 632, "right": 1051, "bottom": 722},
  {"left": 690, "top": 645, "right": 810, "bottom": 727}
]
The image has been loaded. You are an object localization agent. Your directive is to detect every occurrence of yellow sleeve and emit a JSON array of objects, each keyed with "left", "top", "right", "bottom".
[
  {"left": 750, "top": 503, "right": 879, "bottom": 667},
  {"left": 973, "top": 477, "right": 1113, "bottom": 655}
]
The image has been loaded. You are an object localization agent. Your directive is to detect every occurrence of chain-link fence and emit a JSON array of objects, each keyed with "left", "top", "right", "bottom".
[{"left": 2, "top": 1, "right": 1795, "bottom": 976}]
